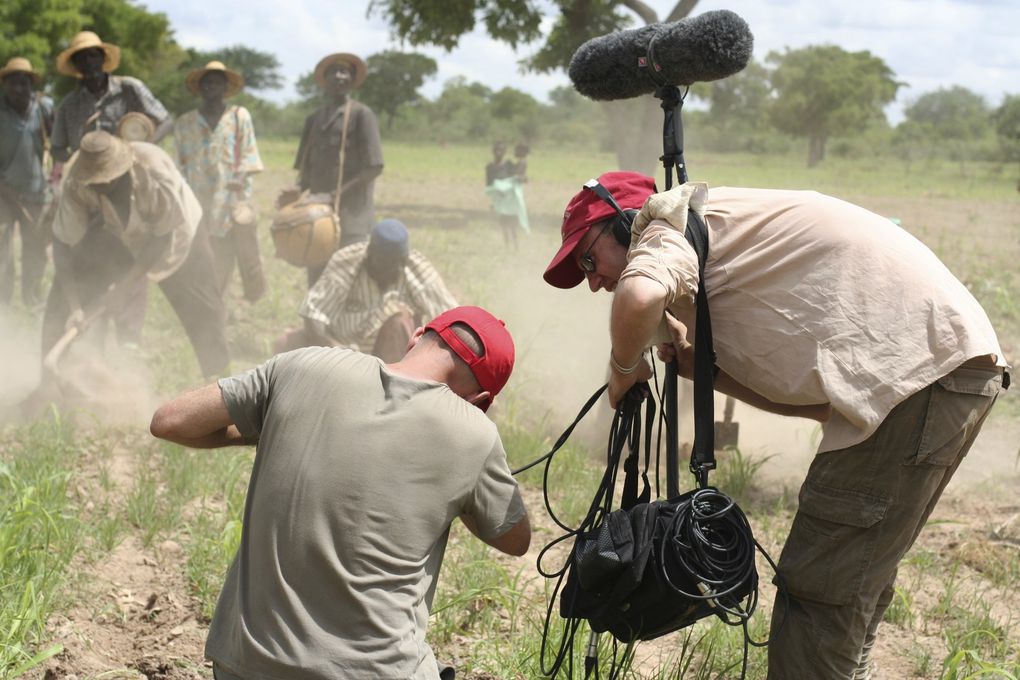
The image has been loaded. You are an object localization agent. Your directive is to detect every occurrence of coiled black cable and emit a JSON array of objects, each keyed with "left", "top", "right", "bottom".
[{"left": 512, "top": 382, "right": 783, "bottom": 679}]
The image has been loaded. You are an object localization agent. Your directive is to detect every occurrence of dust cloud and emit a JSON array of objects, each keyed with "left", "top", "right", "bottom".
[{"left": 0, "top": 310, "right": 159, "bottom": 427}]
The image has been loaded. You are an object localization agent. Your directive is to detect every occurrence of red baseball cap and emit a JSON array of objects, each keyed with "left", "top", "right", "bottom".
[
  {"left": 543, "top": 171, "right": 657, "bottom": 289},
  {"left": 424, "top": 306, "right": 515, "bottom": 412}
]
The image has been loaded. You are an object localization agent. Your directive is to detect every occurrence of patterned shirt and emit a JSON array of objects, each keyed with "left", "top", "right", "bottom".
[
  {"left": 54, "top": 142, "right": 202, "bottom": 282},
  {"left": 52, "top": 75, "right": 168, "bottom": 155},
  {"left": 174, "top": 105, "right": 263, "bottom": 236},
  {"left": 0, "top": 95, "right": 53, "bottom": 201},
  {"left": 300, "top": 243, "right": 457, "bottom": 351}
]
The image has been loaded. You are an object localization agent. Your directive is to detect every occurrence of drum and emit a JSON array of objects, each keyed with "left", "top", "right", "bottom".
[
  {"left": 117, "top": 112, "right": 155, "bottom": 142},
  {"left": 270, "top": 198, "right": 340, "bottom": 267},
  {"left": 231, "top": 200, "right": 257, "bottom": 227}
]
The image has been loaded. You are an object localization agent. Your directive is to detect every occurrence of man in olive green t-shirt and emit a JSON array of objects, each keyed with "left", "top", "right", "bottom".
[{"left": 151, "top": 306, "right": 531, "bottom": 680}]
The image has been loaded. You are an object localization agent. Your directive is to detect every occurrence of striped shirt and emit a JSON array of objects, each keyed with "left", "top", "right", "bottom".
[
  {"left": 300, "top": 243, "right": 457, "bottom": 351},
  {"left": 52, "top": 76, "right": 168, "bottom": 155}
]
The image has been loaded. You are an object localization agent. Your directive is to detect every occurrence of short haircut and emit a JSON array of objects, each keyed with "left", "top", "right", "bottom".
[{"left": 424, "top": 322, "right": 484, "bottom": 359}]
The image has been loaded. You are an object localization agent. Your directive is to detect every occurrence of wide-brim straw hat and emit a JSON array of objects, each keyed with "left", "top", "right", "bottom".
[
  {"left": 314, "top": 53, "right": 367, "bottom": 89},
  {"left": 56, "top": 31, "right": 121, "bottom": 78},
  {"left": 185, "top": 60, "right": 244, "bottom": 97},
  {"left": 70, "top": 130, "right": 133, "bottom": 185},
  {"left": 0, "top": 57, "right": 43, "bottom": 85}
]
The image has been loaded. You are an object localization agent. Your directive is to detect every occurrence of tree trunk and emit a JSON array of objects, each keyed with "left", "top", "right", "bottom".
[
  {"left": 603, "top": 97, "right": 669, "bottom": 175},
  {"left": 807, "top": 134, "right": 826, "bottom": 167}
]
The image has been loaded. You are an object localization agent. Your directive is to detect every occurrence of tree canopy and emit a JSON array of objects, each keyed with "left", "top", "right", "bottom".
[
  {"left": 368, "top": 0, "right": 702, "bottom": 171},
  {"left": 358, "top": 51, "right": 438, "bottom": 129},
  {"left": 1, "top": 0, "right": 186, "bottom": 104},
  {"left": 904, "top": 85, "right": 989, "bottom": 142},
  {"left": 994, "top": 95, "right": 1020, "bottom": 189},
  {"left": 185, "top": 46, "right": 284, "bottom": 92},
  {"left": 768, "top": 45, "right": 900, "bottom": 167}
]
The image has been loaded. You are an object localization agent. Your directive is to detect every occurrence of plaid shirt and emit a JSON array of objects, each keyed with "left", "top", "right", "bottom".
[
  {"left": 52, "top": 75, "right": 168, "bottom": 154},
  {"left": 300, "top": 243, "right": 457, "bottom": 351}
]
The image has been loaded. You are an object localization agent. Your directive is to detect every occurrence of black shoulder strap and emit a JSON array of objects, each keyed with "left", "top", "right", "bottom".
[{"left": 683, "top": 210, "right": 716, "bottom": 487}]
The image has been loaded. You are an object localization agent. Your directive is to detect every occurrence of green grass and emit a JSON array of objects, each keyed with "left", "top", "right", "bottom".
[{"left": 0, "top": 418, "right": 82, "bottom": 677}]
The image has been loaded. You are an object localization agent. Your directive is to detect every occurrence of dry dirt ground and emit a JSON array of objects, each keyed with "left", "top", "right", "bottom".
[{"left": 29, "top": 406, "right": 1020, "bottom": 680}]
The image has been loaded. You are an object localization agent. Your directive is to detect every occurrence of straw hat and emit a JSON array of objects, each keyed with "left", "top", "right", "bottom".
[
  {"left": 70, "top": 131, "right": 133, "bottom": 185},
  {"left": 185, "top": 61, "right": 244, "bottom": 97},
  {"left": 313, "top": 53, "right": 367, "bottom": 89},
  {"left": 56, "top": 31, "right": 121, "bottom": 78},
  {"left": 0, "top": 57, "right": 43, "bottom": 85}
]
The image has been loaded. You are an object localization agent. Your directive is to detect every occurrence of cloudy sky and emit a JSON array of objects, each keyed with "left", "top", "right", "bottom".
[{"left": 147, "top": 0, "right": 1019, "bottom": 123}]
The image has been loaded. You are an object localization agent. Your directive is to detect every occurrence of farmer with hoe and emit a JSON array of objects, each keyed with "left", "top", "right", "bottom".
[
  {"left": 151, "top": 305, "right": 531, "bottom": 679},
  {"left": 50, "top": 30, "right": 173, "bottom": 346},
  {"left": 43, "top": 130, "right": 229, "bottom": 378},
  {"left": 543, "top": 172, "right": 1008, "bottom": 679}
]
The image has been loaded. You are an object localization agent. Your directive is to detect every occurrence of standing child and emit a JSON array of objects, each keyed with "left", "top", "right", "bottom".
[{"left": 484, "top": 141, "right": 528, "bottom": 250}]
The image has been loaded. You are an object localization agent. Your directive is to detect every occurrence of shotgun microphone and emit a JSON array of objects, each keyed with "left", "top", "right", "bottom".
[{"left": 568, "top": 9, "right": 753, "bottom": 101}]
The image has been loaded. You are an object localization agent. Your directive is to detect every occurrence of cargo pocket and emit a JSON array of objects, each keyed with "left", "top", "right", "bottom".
[
  {"left": 911, "top": 367, "right": 1000, "bottom": 468},
  {"left": 774, "top": 481, "right": 890, "bottom": 606}
]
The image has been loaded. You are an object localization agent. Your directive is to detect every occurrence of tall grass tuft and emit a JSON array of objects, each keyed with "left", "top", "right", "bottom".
[{"left": 0, "top": 417, "right": 83, "bottom": 677}]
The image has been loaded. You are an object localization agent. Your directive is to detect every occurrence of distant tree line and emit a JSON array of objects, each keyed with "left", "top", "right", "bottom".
[{"left": 3, "top": 0, "right": 1017, "bottom": 173}]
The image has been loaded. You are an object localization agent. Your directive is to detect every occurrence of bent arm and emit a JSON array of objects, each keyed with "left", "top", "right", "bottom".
[
  {"left": 52, "top": 240, "right": 82, "bottom": 313},
  {"left": 606, "top": 275, "right": 668, "bottom": 405},
  {"left": 150, "top": 383, "right": 251, "bottom": 448},
  {"left": 151, "top": 116, "right": 173, "bottom": 144},
  {"left": 610, "top": 276, "right": 668, "bottom": 369},
  {"left": 339, "top": 164, "right": 382, "bottom": 197},
  {"left": 715, "top": 370, "right": 831, "bottom": 422},
  {"left": 461, "top": 512, "right": 531, "bottom": 557},
  {"left": 661, "top": 340, "right": 831, "bottom": 423}
]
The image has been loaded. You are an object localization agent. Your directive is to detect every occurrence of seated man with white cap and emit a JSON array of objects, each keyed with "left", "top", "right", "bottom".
[{"left": 275, "top": 218, "right": 457, "bottom": 363}]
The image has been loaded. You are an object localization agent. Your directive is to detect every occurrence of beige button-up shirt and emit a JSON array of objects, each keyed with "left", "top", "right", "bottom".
[
  {"left": 54, "top": 142, "right": 202, "bottom": 282},
  {"left": 623, "top": 183, "right": 1004, "bottom": 452}
]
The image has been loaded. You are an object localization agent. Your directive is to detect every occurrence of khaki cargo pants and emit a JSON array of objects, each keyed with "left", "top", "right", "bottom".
[{"left": 768, "top": 360, "right": 1006, "bottom": 679}]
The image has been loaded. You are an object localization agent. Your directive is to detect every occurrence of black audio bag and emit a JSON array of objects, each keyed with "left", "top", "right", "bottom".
[
  {"left": 558, "top": 210, "right": 757, "bottom": 643},
  {"left": 562, "top": 496, "right": 706, "bottom": 640}
]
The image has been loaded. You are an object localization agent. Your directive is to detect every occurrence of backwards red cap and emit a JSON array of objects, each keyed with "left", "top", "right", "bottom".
[
  {"left": 543, "top": 171, "right": 657, "bottom": 289},
  {"left": 424, "top": 306, "right": 515, "bottom": 412}
]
